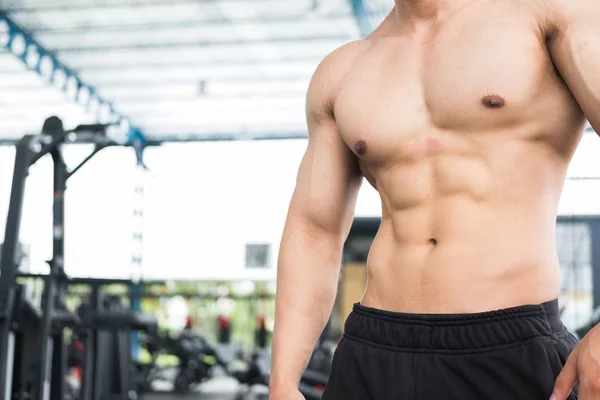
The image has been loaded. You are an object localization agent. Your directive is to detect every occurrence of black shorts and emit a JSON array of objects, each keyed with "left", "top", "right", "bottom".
[{"left": 322, "top": 300, "right": 579, "bottom": 400}]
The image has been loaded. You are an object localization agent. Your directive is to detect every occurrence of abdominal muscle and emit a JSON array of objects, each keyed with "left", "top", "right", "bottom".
[{"left": 359, "top": 145, "right": 565, "bottom": 314}]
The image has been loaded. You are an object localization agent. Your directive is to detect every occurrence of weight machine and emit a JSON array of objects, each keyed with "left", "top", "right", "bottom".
[{"left": 0, "top": 117, "right": 156, "bottom": 400}]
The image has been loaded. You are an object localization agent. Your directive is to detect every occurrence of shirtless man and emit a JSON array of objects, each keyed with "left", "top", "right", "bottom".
[{"left": 271, "top": 0, "right": 600, "bottom": 399}]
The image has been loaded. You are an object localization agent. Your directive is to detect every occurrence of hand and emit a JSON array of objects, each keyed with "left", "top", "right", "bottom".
[
  {"left": 551, "top": 325, "right": 600, "bottom": 399},
  {"left": 269, "top": 387, "right": 306, "bottom": 400}
]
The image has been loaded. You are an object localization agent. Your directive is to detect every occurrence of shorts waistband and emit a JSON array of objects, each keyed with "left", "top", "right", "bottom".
[{"left": 344, "top": 299, "right": 565, "bottom": 352}]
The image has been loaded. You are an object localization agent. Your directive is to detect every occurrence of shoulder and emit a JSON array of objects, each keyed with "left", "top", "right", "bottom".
[
  {"left": 318, "top": 40, "right": 373, "bottom": 72},
  {"left": 307, "top": 40, "right": 373, "bottom": 120}
]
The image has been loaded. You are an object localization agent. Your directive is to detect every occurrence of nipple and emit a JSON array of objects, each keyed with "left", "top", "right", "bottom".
[
  {"left": 354, "top": 140, "right": 367, "bottom": 156},
  {"left": 481, "top": 95, "right": 506, "bottom": 109}
]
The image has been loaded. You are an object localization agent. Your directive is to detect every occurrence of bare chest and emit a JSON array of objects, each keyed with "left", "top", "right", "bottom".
[{"left": 333, "top": 8, "right": 575, "bottom": 164}]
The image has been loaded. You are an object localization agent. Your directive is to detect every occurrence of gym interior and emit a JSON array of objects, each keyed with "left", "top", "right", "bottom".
[{"left": 0, "top": 0, "right": 598, "bottom": 399}]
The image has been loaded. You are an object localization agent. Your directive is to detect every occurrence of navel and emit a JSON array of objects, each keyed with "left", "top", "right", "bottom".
[
  {"left": 481, "top": 95, "right": 506, "bottom": 109},
  {"left": 429, "top": 238, "right": 438, "bottom": 246},
  {"left": 354, "top": 140, "right": 367, "bottom": 156}
]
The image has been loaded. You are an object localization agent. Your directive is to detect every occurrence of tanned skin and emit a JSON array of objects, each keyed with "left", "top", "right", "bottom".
[{"left": 271, "top": 1, "right": 600, "bottom": 399}]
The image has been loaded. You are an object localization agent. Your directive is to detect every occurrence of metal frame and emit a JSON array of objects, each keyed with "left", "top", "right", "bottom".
[
  {"left": 0, "top": 118, "right": 142, "bottom": 399},
  {"left": 41, "top": 276, "right": 158, "bottom": 400},
  {"left": 0, "top": 134, "right": 32, "bottom": 400}
]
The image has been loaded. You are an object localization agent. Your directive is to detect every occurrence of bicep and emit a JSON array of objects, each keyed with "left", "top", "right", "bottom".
[
  {"left": 285, "top": 40, "right": 369, "bottom": 237},
  {"left": 549, "top": 1, "right": 600, "bottom": 129},
  {"left": 288, "top": 117, "right": 362, "bottom": 237}
]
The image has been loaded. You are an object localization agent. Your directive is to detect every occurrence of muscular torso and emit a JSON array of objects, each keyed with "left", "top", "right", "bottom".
[{"left": 333, "top": 0, "right": 587, "bottom": 313}]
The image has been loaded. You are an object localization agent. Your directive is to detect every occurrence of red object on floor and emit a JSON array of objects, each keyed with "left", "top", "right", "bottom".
[
  {"left": 217, "top": 315, "right": 231, "bottom": 328},
  {"left": 185, "top": 315, "right": 194, "bottom": 329}
]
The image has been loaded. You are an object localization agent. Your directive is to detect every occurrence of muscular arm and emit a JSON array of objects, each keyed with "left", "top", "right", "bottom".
[
  {"left": 270, "top": 45, "right": 364, "bottom": 392},
  {"left": 546, "top": 0, "right": 600, "bottom": 131},
  {"left": 545, "top": 3, "right": 600, "bottom": 399}
]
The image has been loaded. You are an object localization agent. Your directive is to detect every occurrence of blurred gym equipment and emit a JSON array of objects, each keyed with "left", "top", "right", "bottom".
[{"left": 0, "top": 117, "right": 158, "bottom": 400}]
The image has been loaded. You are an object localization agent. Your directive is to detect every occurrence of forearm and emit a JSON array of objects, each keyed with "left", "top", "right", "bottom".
[{"left": 270, "top": 224, "right": 343, "bottom": 389}]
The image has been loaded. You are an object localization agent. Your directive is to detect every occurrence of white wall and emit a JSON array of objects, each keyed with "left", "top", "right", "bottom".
[
  {"left": 560, "top": 133, "right": 600, "bottom": 214},
  {"left": 141, "top": 140, "right": 304, "bottom": 280},
  {"left": 1, "top": 145, "right": 136, "bottom": 278},
  {"left": 1, "top": 132, "right": 600, "bottom": 280}
]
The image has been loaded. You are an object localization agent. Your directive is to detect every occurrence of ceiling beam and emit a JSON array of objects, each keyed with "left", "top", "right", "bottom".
[
  {"left": 86, "top": 74, "right": 312, "bottom": 87},
  {"left": 0, "top": 59, "right": 319, "bottom": 82},
  {"left": 52, "top": 35, "right": 352, "bottom": 53},
  {"left": 65, "top": 55, "right": 321, "bottom": 71},
  {"left": 5, "top": 0, "right": 217, "bottom": 12},
  {"left": 0, "top": 91, "right": 308, "bottom": 103},
  {"left": 6, "top": 0, "right": 306, "bottom": 13},
  {"left": 33, "top": 19, "right": 357, "bottom": 49},
  {"left": 7, "top": 0, "right": 321, "bottom": 31},
  {"left": 56, "top": 41, "right": 342, "bottom": 68},
  {"left": 0, "top": 12, "right": 146, "bottom": 144},
  {"left": 0, "top": 76, "right": 308, "bottom": 90},
  {"left": 26, "top": 13, "right": 353, "bottom": 34}
]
